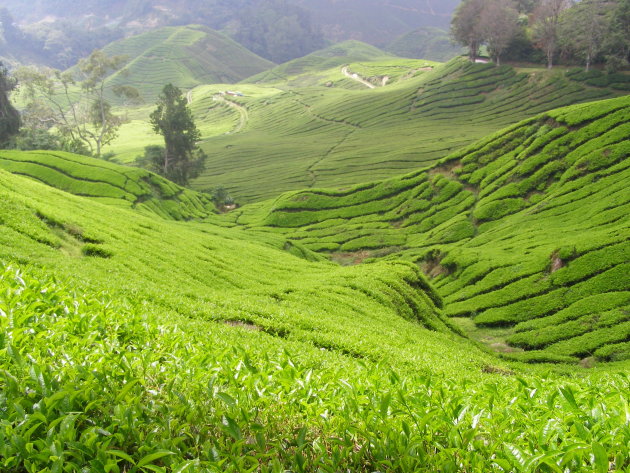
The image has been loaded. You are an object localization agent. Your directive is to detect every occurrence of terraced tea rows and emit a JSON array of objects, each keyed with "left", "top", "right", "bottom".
[
  {"left": 0, "top": 150, "right": 216, "bottom": 220},
  {"left": 344, "top": 58, "right": 440, "bottom": 86},
  {"left": 1, "top": 93, "right": 629, "bottom": 470},
  {"left": 192, "top": 58, "right": 626, "bottom": 203},
  {"left": 232, "top": 95, "right": 630, "bottom": 363},
  {"left": 2, "top": 263, "right": 628, "bottom": 471},
  {"left": 101, "top": 25, "right": 274, "bottom": 104},
  {"left": 244, "top": 40, "right": 392, "bottom": 85}
]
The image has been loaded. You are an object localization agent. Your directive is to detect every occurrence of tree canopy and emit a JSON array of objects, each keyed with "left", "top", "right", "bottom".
[
  {"left": 0, "top": 62, "right": 20, "bottom": 146},
  {"left": 148, "top": 83, "right": 205, "bottom": 186},
  {"left": 451, "top": 0, "right": 629, "bottom": 70},
  {"left": 17, "top": 50, "right": 139, "bottom": 157}
]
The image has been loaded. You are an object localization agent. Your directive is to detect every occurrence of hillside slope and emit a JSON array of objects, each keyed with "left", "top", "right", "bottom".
[
  {"left": 231, "top": 95, "right": 630, "bottom": 363},
  {"left": 244, "top": 40, "right": 392, "bottom": 85},
  {"left": 0, "top": 152, "right": 460, "bottom": 356},
  {"left": 0, "top": 150, "right": 216, "bottom": 220},
  {"left": 386, "top": 26, "right": 464, "bottom": 62},
  {"left": 192, "top": 58, "right": 627, "bottom": 203},
  {"left": 101, "top": 25, "right": 274, "bottom": 103},
  {"left": 0, "top": 121, "right": 629, "bottom": 470}
]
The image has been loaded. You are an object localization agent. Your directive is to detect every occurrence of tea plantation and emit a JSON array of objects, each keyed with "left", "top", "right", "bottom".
[
  {"left": 188, "top": 58, "right": 626, "bottom": 202},
  {"left": 2, "top": 35, "right": 630, "bottom": 471},
  {"left": 100, "top": 25, "right": 274, "bottom": 104},
  {"left": 0, "top": 150, "right": 216, "bottom": 220},
  {"left": 232, "top": 95, "right": 630, "bottom": 364},
  {"left": 1, "top": 91, "right": 629, "bottom": 470}
]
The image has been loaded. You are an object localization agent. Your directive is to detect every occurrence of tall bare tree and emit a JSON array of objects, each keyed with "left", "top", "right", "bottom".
[
  {"left": 532, "top": 0, "right": 571, "bottom": 69},
  {"left": 480, "top": 0, "right": 521, "bottom": 65}
]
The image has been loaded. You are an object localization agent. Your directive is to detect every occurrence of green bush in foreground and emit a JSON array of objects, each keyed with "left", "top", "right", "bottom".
[{"left": 1, "top": 263, "right": 629, "bottom": 472}]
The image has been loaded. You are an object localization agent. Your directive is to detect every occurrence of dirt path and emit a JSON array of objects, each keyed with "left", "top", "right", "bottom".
[
  {"left": 213, "top": 94, "right": 248, "bottom": 133},
  {"left": 341, "top": 66, "right": 375, "bottom": 89},
  {"left": 186, "top": 90, "right": 193, "bottom": 104}
]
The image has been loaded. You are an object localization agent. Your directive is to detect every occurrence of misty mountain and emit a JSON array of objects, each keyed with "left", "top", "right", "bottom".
[{"left": 1, "top": 0, "right": 460, "bottom": 66}]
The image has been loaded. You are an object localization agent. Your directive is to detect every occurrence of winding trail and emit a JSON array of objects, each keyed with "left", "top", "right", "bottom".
[
  {"left": 341, "top": 66, "right": 375, "bottom": 89},
  {"left": 186, "top": 89, "right": 193, "bottom": 104},
  {"left": 213, "top": 95, "right": 248, "bottom": 133}
]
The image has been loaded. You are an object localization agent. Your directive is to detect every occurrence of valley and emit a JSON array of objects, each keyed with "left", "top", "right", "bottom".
[{"left": 0, "top": 3, "right": 629, "bottom": 470}]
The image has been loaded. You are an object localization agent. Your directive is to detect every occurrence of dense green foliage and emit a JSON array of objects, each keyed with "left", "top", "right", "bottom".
[
  {"left": 149, "top": 84, "right": 204, "bottom": 186},
  {"left": 0, "top": 62, "right": 20, "bottom": 145},
  {"left": 1, "top": 264, "right": 628, "bottom": 472},
  {"left": 1, "top": 15, "right": 629, "bottom": 468},
  {"left": 452, "top": 0, "right": 630, "bottom": 70},
  {"left": 0, "top": 84, "right": 629, "bottom": 470},
  {"left": 0, "top": 137, "right": 628, "bottom": 470}
]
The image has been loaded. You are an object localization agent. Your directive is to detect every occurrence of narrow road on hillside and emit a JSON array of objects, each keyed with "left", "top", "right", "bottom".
[
  {"left": 213, "top": 95, "right": 248, "bottom": 133},
  {"left": 187, "top": 90, "right": 193, "bottom": 104},
  {"left": 341, "top": 66, "right": 376, "bottom": 89}
]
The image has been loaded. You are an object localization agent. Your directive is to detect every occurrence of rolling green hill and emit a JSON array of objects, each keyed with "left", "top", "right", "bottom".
[
  {"left": 244, "top": 40, "right": 393, "bottom": 85},
  {"left": 100, "top": 25, "right": 274, "bottom": 103},
  {"left": 0, "top": 116, "right": 629, "bottom": 470},
  {"left": 0, "top": 150, "right": 216, "bottom": 220},
  {"left": 189, "top": 58, "right": 626, "bottom": 203},
  {"left": 386, "top": 26, "right": 465, "bottom": 62},
  {"left": 231, "top": 95, "right": 630, "bottom": 363}
]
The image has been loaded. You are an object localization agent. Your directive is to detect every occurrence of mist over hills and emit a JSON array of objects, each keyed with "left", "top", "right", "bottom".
[{"left": 1, "top": 0, "right": 460, "bottom": 67}]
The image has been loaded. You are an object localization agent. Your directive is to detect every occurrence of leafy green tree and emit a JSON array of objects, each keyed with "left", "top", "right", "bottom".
[
  {"left": 13, "top": 128, "right": 60, "bottom": 151},
  {"left": 603, "top": 0, "right": 630, "bottom": 71},
  {"left": 17, "top": 50, "right": 139, "bottom": 157},
  {"left": 480, "top": 0, "right": 521, "bottom": 65},
  {"left": 532, "top": 0, "right": 570, "bottom": 69},
  {"left": 513, "top": 0, "right": 539, "bottom": 13},
  {"left": 560, "top": 0, "right": 614, "bottom": 71},
  {"left": 149, "top": 84, "right": 205, "bottom": 186},
  {"left": 451, "top": 0, "right": 486, "bottom": 62},
  {"left": 0, "top": 61, "right": 20, "bottom": 146}
]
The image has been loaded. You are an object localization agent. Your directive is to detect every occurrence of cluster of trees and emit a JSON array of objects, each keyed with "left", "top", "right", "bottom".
[
  {"left": 2, "top": 51, "right": 203, "bottom": 186},
  {"left": 452, "top": 0, "right": 630, "bottom": 71},
  {"left": 16, "top": 50, "right": 140, "bottom": 157}
]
